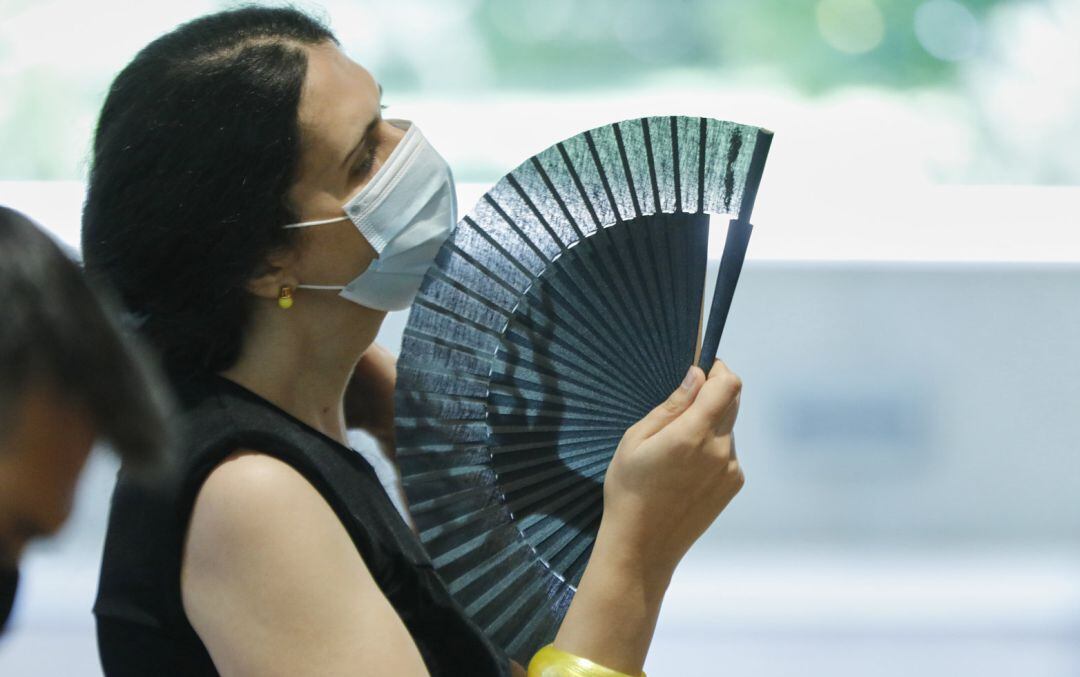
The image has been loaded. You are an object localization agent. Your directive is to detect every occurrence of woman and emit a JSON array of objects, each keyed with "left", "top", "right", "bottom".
[{"left": 83, "top": 7, "right": 744, "bottom": 677}]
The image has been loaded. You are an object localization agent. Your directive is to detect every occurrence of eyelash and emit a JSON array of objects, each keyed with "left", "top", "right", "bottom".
[
  {"left": 352, "top": 105, "right": 389, "bottom": 177},
  {"left": 352, "top": 146, "right": 378, "bottom": 177}
]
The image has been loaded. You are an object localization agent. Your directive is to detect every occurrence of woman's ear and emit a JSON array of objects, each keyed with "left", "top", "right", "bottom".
[{"left": 245, "top": 247, "right": 300, "bottom": 300}]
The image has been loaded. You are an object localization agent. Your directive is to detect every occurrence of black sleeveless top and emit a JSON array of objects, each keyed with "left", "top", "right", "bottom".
[{"left": 94, "top": 373, "right": 509, "bottom": 677}]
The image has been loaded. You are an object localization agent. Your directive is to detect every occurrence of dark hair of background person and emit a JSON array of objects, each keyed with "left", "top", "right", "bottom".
[
  {"left": 81, "top": 6, "right": 338, "bottom": 380},
  {"left": 0, "top": 206, "right": 172, "bottom": 465}
]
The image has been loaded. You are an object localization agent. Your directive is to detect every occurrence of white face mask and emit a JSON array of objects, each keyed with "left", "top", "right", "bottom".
[{"left": 283, "top": 119, "right": 457, "bottom": 311}]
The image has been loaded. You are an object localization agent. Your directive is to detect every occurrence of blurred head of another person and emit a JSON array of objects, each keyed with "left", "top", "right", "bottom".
[{"left": 0, "top": 206, "right": 173, "bottom": 633}]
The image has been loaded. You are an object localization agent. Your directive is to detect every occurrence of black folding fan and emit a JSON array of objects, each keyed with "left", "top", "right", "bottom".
[{"left": 393, "top": 115, "right": 771, "bottom": 662}]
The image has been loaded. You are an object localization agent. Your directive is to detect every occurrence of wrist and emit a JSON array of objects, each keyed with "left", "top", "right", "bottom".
[
  {"left": 591, "top": 515, "right": 675, "bottom": 596},
  {"left": 549, "top": 517, "right": 673, "bottom": 674}
]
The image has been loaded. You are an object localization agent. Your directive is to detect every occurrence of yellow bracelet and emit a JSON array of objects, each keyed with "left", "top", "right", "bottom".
[{"left": 527, "top": 644, "right": 646, "bottom": 677}]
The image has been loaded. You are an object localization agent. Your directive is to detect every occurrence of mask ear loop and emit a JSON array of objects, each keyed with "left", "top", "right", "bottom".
[
  {"left": 282, "top": 216, "right": 349, "bottom": 290},
  {"left": 283, "top": 215, "right": 350, "bottom": 229}
]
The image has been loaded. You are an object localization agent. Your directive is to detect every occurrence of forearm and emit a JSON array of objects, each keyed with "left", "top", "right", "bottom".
[{"left": 550, "top": 519, "right": 673, "bottom": 675}]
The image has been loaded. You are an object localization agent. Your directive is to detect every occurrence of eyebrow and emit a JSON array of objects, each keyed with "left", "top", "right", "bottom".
[{"left": 339, "top": 83, "right": 385, "bottom": 170}]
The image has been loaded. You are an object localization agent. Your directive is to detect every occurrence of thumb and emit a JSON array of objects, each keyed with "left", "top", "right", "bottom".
[{"left": 624, "top": 366, "right": 704, "bottom": 444}]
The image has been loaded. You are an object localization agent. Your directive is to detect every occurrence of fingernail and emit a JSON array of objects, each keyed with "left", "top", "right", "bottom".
[{"left": 680, "top": 366, "right": 696, "bottom": 391}]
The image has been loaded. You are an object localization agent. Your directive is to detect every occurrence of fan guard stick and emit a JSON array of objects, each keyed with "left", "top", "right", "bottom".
[{"left": 696, "top": 129, "right": 773, "bottom": 371}]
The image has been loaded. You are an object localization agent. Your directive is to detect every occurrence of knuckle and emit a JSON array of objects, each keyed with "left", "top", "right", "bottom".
[
  {"left": 661, "top": 396, "right": 684, "bottom": 414},
  {"left": 710, "top": 438, "right": 733, "bottom": 462},
  {"left": 733, "top": 466, "right": 746, "bottom": 490},
  {"left": 725, "top": 373, "right": 743, "bottom": 396}
]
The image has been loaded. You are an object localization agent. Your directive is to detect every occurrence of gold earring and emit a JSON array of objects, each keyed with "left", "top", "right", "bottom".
[{"left": 278, "top": 286, "right": 294, "bottom": 309}]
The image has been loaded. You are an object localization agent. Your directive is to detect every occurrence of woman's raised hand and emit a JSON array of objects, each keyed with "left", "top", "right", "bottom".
[
  {"left": 600, "top": 359, "right": 744, "bottom": 579},
  {"left": 549, "top": 360, "right": 744, "bottom": 674}
]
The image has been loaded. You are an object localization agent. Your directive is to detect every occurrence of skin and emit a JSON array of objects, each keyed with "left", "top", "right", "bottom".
[
  {"left": 182, "top": 41, "right": 744, "bottom": 677},
  {"left": 0, "top": 380, "right": 97, "bottom": 570}
]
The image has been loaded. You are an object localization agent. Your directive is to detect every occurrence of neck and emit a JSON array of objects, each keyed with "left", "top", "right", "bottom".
[{"left": 220, "top": 299, "right": 384, "bottom": 446}]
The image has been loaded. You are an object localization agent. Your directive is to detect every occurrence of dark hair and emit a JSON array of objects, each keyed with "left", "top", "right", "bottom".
[
  {"left": 0, "top": 206, "right": 171, "bottom": 465},
  {"left": 82, "top": 6, "right": 337, "bottom": 377}
]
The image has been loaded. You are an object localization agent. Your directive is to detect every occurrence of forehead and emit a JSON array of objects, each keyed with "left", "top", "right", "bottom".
[{"left": 296, "top": 42, "right": 378, "bottom": 152}]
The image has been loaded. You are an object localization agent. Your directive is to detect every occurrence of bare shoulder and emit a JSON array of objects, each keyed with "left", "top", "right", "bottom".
[
  {"left": 189, "top": 451, "right": 324, "bottom": 536},
  {"left": 196, "top": 451, "right": 318, "bottom": 509},
  {"left": 183, "top": 450, "right": 352, "bottom": 580},
  {"left": 182, "top": 450, "right": 428, "bottom": 675}
]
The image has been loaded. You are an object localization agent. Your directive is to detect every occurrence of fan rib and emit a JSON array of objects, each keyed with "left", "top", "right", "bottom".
[
  {"left": 723, "top": 128, "right": 743, "bottom": 214},
  {"left": 487, "top": 422, "right": 628, "bottom": 437},
  {"left": 670, "top": 116, "right": 683, "bottom": 214},
  {"left": 509, "top": 460, "right": 608, "bottom": 524},
  {"left": 582, "top": 131, "right": 623, "bottom": 224},
  {"left": 489, "top": 370, "right": 643, "bottom": 420},
  {"left": 667, "top": 222, "right": 693, "bottom": 387},
  {"left": 550, "top": 147, "right": 675, "bottom": 395},
  {"left": 556, "top": 143, "right": 603, "bottom": 230},
  {"left": 505, "top": 174, "right": 572, "bottom": 252},
  {"left": 517, "top": 158, "right": 668, "bottom": 393},
  {"left": 404, "top": 327, "right": 502, "bottom": 363},
  {"left": 516, "top": 226, "right": 673, "bottom": 397},
  {"left": 640, "top": 118, "right": 663, "bottom": 212},
  {"left": 697, "top": 117, "right": 708, "bottom": 214},
  {"left": 516, "top": 252, "right": 669, "bottom": 401},
  {"left": 491, "top": 437, "right": 626, "bottom": 476},
  {"left": 469, "top": 563, "right": 547, "bottom": 635},
  {"left": 612, "top": 123, "right": 643, "bottom": 219},
  {"left": 428, "top": 268, "right": 516, "bottom": 316},
  {"left": 554, "top": 143, "right": 667, "bottom": 384},
  {"left": 483, "top": 194, "right": 555, "bottom": 268},
  {"left": 487, "top": 391, "right": 637, "bottom": 426},
  {"left": 494, "top": 333, "right": 656, "bottom": 413},
  {"left": 412, "top": 298, "right": 503, "bottom": 341},
  {"left": 550, "top": 521, "right": 599, "bottom": 586},
  {"left": 628, "top": 219, "right": 683, "bottom": 385},
  {"left": 488, "top": 431, "right": 624, "bottom": 457},
  {"left": 507, "top": 453, "right": 611, "bottom": 501},
  {"left": 498, "top": 339, "right": 654, "bottom": 416},
  {"left": 399, "top": 362, "right": 490, "bottom": 388},
  {"left": 529, "top": 157, "right": 587, "bottom": 240},
  {"left": 422, "top": 524, "right": 511, "bottom": 569},
  {"left": 527, "top": 493, "right": 602, "bottom": 565},
  {"left": 583, "top": 134, "right": 681, "bottom": 384},
  {"left": 606, "top": 219, "right": 681, "bottom": 388},
  {"left": 579, "top": 234, "right": 672, "bottom": 393},
  {"left": 462, "top": 216, "right": 537, "bottom": 281},
  {"left": 643, "top": 216, "right": 686, "bottom": 387},
  {"left": 408, "top": 484, "right": 498, "bottom": 515},
  {"left": 442, "top": 538, "right": 525, "bottom": 592},
  {"left": 502, "top": 301, "right": 657, "bottom": 412},
  {"left": 446, "top": 242, "right": 524, "bottom": 298},
  {"left": 418, "top": 501, "right": 506, "bottom": 542}
]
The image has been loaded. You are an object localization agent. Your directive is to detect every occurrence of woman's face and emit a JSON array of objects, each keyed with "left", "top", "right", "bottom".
[{"left": 285, "top": 41, "right": 406, "bottom": 290}]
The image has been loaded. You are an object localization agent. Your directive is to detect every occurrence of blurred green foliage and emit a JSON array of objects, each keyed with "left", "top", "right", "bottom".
[
  {"left": 469, "top": 0, "right": 1010, "bottom": 92},
  {"left": 0, "top": 0, "right": 1051, "bottom": 181}
]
